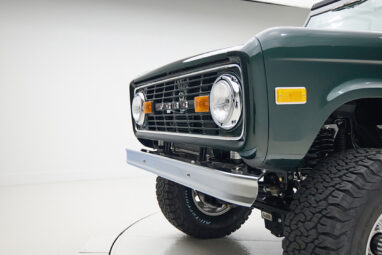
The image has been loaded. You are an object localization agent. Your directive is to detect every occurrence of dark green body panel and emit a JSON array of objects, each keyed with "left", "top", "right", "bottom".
[
  {"left": 131, "top": 27, "right": 382, "bottom": 171},
  {"left": 258, "top": 27, "right": 382, "bottom": 169}
]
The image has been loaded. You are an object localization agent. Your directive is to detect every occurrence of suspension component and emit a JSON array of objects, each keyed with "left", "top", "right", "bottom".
[{"left": 303, "top": 127, "right": 336, "bottom": 169}]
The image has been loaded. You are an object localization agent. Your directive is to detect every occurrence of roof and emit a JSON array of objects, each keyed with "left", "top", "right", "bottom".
[{"left": 311, "top": 0, "right": 340, "bottom": 10}]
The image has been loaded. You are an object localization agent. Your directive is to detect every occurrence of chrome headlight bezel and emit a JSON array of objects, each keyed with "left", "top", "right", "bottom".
[
  {"left": 132, "top": 92, "right": 145, "bottom": 126},
  {"left": 209, "top": 74, "right": 242, "bottom": 130}
]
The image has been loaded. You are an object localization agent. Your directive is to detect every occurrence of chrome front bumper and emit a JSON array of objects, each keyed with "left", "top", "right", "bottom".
[{"left": 126, "top": 148, "right": 260, "bottom": 207}]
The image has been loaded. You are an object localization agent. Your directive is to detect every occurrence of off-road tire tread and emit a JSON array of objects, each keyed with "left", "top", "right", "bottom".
[
  {"left": 283, "top": 149, "right": 382, "bottom": 255},
  {"left": 156, "top": 176, "right": 252, "bottom": 239}
]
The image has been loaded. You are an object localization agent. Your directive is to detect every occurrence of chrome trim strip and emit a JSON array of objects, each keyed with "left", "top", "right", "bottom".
[
  {"left": 126, "top": 148, "right": 259, "bottom": 207},
  {"left": 136, "top": 129, "right": 242, "bottom": 141},
  {"left": 133, "top": 64, "right": 245, "bottom": 141}
]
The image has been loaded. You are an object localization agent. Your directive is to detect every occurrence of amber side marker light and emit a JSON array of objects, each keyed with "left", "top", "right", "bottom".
[
  {"left": 143, "top": 101, "right": 152, "bottom": 113},
  {"left": 194, "top": 95, "right": 209, "bottom": 112},
  {"left": 275, "top": 87, "right": 307, "bottom": 105}
]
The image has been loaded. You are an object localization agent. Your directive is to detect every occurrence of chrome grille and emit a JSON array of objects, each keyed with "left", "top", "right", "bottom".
[{"left": 134, "top": 64, "right": 242, "bottom": 138}]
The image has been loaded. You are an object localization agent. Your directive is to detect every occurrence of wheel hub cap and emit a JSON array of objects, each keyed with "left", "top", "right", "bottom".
[
  {"left": 371, "top": 234, "right": 382, "bottom": 255},
  {"left": 191, "top": 190, "right": 231, "bottom": 216},
  {"left": 367, "top": 214, "right": 382, "bottom": 255}
]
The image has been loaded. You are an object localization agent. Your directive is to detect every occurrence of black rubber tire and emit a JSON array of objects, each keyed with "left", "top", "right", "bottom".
[
  {"left": 283, "top": 149, "right": 382, "bottom": 255},
  {"left": 156, "top": 176, "right": 252, "bottom": 239}
]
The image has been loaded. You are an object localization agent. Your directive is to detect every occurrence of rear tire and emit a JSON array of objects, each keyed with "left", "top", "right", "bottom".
[
  {"left": 156, "top": 176, "right": 252, "bottom": 239},
  {"left": 283, "top": 149, "right": 382, "bottom": 255}
]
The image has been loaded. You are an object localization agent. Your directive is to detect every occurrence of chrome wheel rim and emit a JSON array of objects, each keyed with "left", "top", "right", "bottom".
[
  {"left": 367, "top": 214, "right": 382, "bottom": 255},
  {"left": 191, "top": 190, "right": 231, "bottom": 216}
]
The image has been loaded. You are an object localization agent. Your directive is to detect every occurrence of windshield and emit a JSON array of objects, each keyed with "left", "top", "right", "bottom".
[{"left": 307, "top": 0, "right": 382, "bottom": 32}]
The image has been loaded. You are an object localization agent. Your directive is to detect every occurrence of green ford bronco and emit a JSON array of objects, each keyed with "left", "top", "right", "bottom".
[{"left": 127, "top": 0, "right": 382, "bottom": 254}]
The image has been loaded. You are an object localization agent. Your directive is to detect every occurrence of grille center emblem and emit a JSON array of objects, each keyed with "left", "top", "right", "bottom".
[{"left": 155, "top": 78, "right": 190, "bottom": 113}]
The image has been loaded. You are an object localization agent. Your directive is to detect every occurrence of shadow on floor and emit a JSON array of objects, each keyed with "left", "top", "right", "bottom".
[{"left": 163, "top": 236, "right": 251, "bottom": 255}]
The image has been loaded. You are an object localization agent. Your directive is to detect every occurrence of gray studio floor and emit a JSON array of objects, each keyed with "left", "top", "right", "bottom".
[
  {"left": 109, "top": 211, "right": 282, "bottom": 255},
  {"left": 0, "top": 174, "right": 282, "bottom": 255}
]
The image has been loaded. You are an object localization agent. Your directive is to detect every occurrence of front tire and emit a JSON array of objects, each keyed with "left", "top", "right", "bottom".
[
  {"left": 283, "top": 149, "right": 382, "bottom": 255},
  {"left": 156, "top": 176, "right": 252, "bottom": 239}
]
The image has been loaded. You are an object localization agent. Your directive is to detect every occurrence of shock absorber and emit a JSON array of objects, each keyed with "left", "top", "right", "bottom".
[
  {"left": 335, "top": 119, "right": 347, "bottom": 152},
  {"left": 303, "top": 127, "right": 336, "bottom": 168}
]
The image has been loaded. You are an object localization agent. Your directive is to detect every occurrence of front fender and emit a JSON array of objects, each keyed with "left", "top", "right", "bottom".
[{"left": 257, "top": 27, "right": 382, "bottom": 170}]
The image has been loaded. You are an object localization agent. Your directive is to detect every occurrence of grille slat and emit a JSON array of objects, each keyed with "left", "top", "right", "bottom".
[
  {"left": 146, "top": 88, "right": 212, "bottom": 101},
  {"left": 148, "top": 113, "right": 210, "bottom": 117},
  {"left": 146, "top": 125, "right": 219, "bottom": 131},
  {"left": 146, "top": 83, "right": 213, "bottom": 96},
  {"left": 144, "top": 74, "right": 217, "bottom": 92},
  {"left": 134, "top": 65, "right": 241, "bottom": 137},
  {"left": 147, "top": 119, "right": 215, "bottom": 124}
]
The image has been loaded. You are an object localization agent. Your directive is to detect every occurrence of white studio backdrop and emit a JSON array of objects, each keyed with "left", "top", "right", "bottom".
[{"left": 0, "top": 0, "right": 309, "bottom": 185}]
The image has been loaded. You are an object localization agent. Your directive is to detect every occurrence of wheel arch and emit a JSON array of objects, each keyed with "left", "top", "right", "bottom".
[
  {"left": 304, "top": 79, "right": 382, "bottom": 157},
  {"left": 264, "top": 79, "right": 382, "bottom": 170}
]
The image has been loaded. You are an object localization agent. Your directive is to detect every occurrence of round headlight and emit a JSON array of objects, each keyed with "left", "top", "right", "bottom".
[
  {"left": 132, "top": 92, "right": 145, "bottom": 126},
  {"left": 210, "top": 74, "right": 242, "bottom": 130}
]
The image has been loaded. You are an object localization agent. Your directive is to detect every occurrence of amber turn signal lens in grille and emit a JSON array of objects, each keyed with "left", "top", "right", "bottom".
[
  {"left": 194, "top": 95, "right": 209, "bottom": 112},
  {"left": 275, "top": 87, "right": 307, "bottom": 105},
  {"left": 143, "top": 101, "right": 152, "bottom": 114}
]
